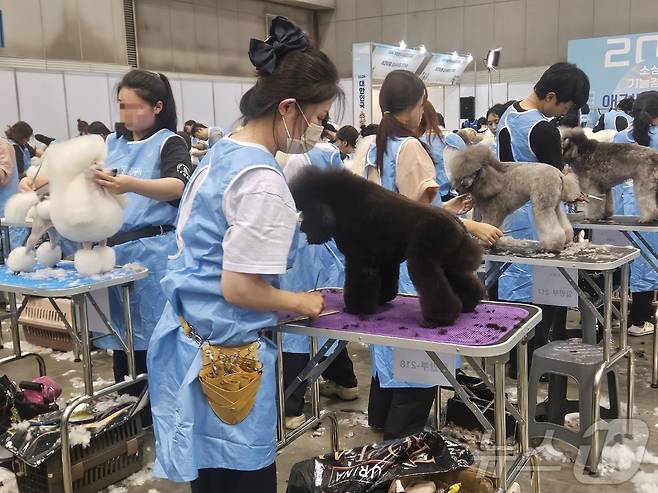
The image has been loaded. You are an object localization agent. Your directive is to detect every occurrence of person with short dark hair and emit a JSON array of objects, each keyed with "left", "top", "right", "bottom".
[
  {"left": 334, "top": 125, "right": 359, "bottom": 159},
  {"left": 192, "top": 122, "right": 225, "bottom": 148},
  {"left": 5, "top": 121, "right": 33, "bottom": 177},
  {"left": 77, "top": 118, "right": 89, "bottom": 136},
  {"left": 496, "top": 62, "right": 590, "bottom": 377},
  {"left": 360, "top": 123, "right": 378, "bottom": 137},
  {"left": 593, "top": 96, "right": 634, "bottom": 132}
]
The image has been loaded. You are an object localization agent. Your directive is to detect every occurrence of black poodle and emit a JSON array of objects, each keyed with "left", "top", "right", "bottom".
[{"left": 289, "top": 167, "right": 485, "bottom": 327}]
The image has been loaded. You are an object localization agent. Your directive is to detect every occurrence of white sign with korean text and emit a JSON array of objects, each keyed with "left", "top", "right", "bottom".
[
  {"left": 419, "top": 53, "right": 470, "bottom": 85},
  {"left": 393, "top": 348, "right": 459, "bottom": 386},
  {"left": 532, "top": 266, "right": 578, "bottom": 307},
  {"left": 371, "top": 45, "right": 428, "bottom": 80}
]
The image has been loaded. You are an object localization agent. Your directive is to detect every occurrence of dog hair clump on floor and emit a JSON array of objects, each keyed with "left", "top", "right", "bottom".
[
  {"left": 561, "top": 128, "right": 658, "bottom": 222},
  {"left": 446, "top": 145, "right": 581, "bottom": 252},
  {"left": 289, "top": 167, "right": 485, "bottom": 327}
]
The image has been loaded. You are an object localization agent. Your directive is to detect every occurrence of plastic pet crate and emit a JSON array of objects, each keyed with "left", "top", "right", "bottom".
[
  {"left": 19, "top": 298, "right": 75, "bottom": 352},
  {"left": 13, "top": 414, "right": 144, "bottom": 493}
]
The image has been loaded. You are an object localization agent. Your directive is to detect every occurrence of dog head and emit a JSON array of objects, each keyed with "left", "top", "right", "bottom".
[
  {"left": 560, "top": 128, "right": 591, "bottom": 164},
  {"left": 446, "top": 145, "right": 499, "bottom": 195},
  {"left": 289, "top": 167, "right": 337, "bottom": 245},
  {"left": 298, "top": 202, "right": 336, "bottom": 244}
]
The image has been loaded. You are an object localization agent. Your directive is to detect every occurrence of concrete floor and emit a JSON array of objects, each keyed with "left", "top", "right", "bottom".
[{"left": 0, "top": 315, "right": 656, "bottom": 493}]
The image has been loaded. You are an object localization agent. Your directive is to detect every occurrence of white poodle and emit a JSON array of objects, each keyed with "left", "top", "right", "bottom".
[{"left": 6, "top": 135, "right": 126, "bottom": 276}]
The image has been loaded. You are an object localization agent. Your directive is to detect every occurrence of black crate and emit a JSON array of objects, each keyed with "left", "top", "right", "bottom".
[{"left": 13, "top": 414, "right": 144, "bottom": 493}]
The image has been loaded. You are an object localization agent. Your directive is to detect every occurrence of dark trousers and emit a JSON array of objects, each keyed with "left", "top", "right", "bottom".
[
  {"left": 367, "top": 375, "right": 436, "bottom": 440},
  {"left": 630, "top": 291, "right": 654, "bottom": 326},
  {"left": 112, "top": 349, "right": 151, "bottom": 427},
  {"left": 282, "top": 347, "right": 357, "bottom": 417},
  {"left": 190, "top": 462, "right": 276, "bottom": 493},
  {"left": 509, "top": 304, "right": 567, "bottom": 378}
]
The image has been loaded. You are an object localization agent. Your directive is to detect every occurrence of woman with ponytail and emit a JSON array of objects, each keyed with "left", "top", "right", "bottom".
[
  {"left": 92, "top": 69, "right": 192, "bottom": 422},
  {"left": 613, "top": 91, "right": 658, "bottom": 336},
  {"left": 364, "top": 70, "right": 502, "bottom": 441}
]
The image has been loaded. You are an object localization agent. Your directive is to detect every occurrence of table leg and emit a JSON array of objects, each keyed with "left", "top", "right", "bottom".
[
  {"left": 603, "top": 271, "right": 613, "bottom": 362},
  {"left": 310, "top": 336, "right": 320, "bottom": 421},
  {"left": 121, "top": 285, "right": 136, "bottom": 380},
  {"left": 620, "top": 263, "right": 629, "bottom": 351},
  {"left": 8, "top": 292, "right": 19, "bottom": 358},
  {"left": 653, "top": 303, "right": 658, "bottom": 388},
  {"left": 72, "top": 295, "right": 93, "bottom": 396},
  {"left": 275, "top": 330, "right": 286, "bottom": 444},
  {"left": 494, "top": 358, "right": 507, "bottom": 491}
]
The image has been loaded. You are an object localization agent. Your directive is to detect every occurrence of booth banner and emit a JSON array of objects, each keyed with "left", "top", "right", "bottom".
[
  {"left": 371, "top": 44, "right": 428, "bottom": 80},
  {"left": 420, "top": 53, "right": 470, "bottom": 84},
  {"left": 353, "top": 42, "right": 373, "bottom": 129},
  {"left": 568, "top": 32, "right": 658, "bottom": 118}
]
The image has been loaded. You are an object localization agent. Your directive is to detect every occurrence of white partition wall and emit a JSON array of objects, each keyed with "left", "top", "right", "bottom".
[
  {"left": 16, "top": 71, "right": 69, "bottom": 141},
  {"left": 0, "top": 70, "right": 19, "bottom": 126},
  {"left": 64, "top": 73, "right": 113, "bottom": 137},
  {"left": 426, "top": 86, "right": 445, "bottom": 116},
  {"left": 475, "top": 82, "right": 508, "bottom": 118},
  {"left": 107, "top": 75, "right": 121, "bottom": 128},
  {"left": 213, "top": 81, "right": 243, "bottom": 131},
  {"left": 508, "top": 82, "right": 534, "bottom": 102},
  {"left": 182, "top": 80, "right": 215, "bottom": 127},
  {"left": 443, "top": 85, "right": 461, "bottom": 131}
]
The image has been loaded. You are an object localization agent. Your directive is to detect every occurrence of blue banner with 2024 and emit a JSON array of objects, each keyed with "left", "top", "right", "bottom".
[{"left": 568, "top": 32, "right": 658, "bottom": 126}]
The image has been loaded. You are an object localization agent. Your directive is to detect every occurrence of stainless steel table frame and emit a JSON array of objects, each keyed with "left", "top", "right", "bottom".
[
  {"left": 0, "top": 261, "right": 149, "bottom": 493},
  {"left": 484, "top": 243, "right": 639, "bottom": 472},
  {"left": 277, "top": 301, "right": 542, "bottom": 493},
  {"left": 570, "top": 214, "right": 658, "bottom": 388}
]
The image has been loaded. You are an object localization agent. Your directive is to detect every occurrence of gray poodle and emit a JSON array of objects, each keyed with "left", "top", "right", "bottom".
[
  {"left": 446, "top": 145, "right": 581, "bottom": 251},
  {"left": 561, "top": 128, "right": 658, "bottom": 222}
]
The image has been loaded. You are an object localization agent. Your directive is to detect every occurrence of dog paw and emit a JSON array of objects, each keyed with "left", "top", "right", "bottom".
[
  {"left": 36, "top": 242, "right": 62, "bottom": 268},
  {"left": 7, "top": 247, "right": 37, "bottom": 272},
  {"left": 93, "top": 245, "right": 116, "bottom": 272},
  {"left": 74, "top": 249, "right": 103, "bottom": 276}
]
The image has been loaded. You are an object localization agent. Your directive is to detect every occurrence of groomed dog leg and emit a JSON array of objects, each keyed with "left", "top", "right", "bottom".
[
  {"left": 533, "top": 205, "right": 567, "bottom": 251},
  {"left": 633, "top": 171, "right": 658, "bottom": 223},
  {"left": 408, "top": 255, "right": 462, "bottom": 326},
  {"left": 585, "top": 187, "right": 607, "bottom": 220},
  {"left": 444, "top": 270, "right": 485, "bottom": 312},
  {"left": 343, "top": 254, "right": 381, "bottom": 315},
  {"left": 604, "top": 190, "right": 614, "bottom": 219},
  {"left": 378, "top": 261, "right": 400, "bottom": 304},
  {"left": 556, "top": 205, "right": 574, "bottom": 245}
]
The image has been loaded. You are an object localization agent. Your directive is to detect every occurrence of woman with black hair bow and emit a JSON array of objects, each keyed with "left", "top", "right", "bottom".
[{"left": 147, "top": 17, "right": 337, "bottom": 492}]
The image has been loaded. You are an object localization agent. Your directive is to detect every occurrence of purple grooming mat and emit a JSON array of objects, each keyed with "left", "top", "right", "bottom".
[{"left": 279, "top": 289, "right": 531, "bottom": 346}]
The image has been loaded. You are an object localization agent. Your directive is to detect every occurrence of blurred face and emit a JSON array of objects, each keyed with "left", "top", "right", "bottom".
[
  {"left": 118, "top": 87, "right": 162, "bottom": 133},
  {"left": 276, "top": 98, "right": 334, "bottom": 152},
  {"left": 183, "top": 124, "right": 193, "bottom": 135},
  {"left": 487, "top": 113, "right": 499, "bottom": 133},
  {"left": 541, "top": 92, "right": 573, "bottom": 117}
]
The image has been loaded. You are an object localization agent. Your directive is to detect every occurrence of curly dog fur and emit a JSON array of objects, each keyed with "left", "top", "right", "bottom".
[
  {"left": 561, "top": 128, "right": 658, "bottom": 222},
  {"left": 289, "top": 167, "right": 485, "bottom": 327},
  {"left": 446, "top": 145, "right": 581, "bottom": 252}
]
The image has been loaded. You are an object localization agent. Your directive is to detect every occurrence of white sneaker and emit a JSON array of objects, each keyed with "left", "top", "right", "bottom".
[
  {"left": 284, "top": 414, "right": 306, "bottom": 429},
  {"left": 319, "top": 380, "right": 359, "bottom": 401},
  {"left": 628, "top": 322, "right": 655, "bottom": 337}
]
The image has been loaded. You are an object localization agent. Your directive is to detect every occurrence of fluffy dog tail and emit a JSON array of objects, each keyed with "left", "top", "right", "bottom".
[{"left": 560, "top": 173, "right": 581, "bottom": 202}]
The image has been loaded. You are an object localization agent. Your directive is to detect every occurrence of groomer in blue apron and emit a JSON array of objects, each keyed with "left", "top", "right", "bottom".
[
  {"left": 4, "top": 122, "right": 34, "bottom": 253},
  {"left": 594, "top": 96, "right": 634, "bottom": 132},
  {"left": 280, "top": 128, "right": 359, "bottom": 430},
  {"left": 147, "top": 16, "right": 339, "bottom": 492},
  {"left": 496, "top": 62, "right": 590, "bottom": 377},
  {"left": 92, "top": 69, "right": 191, "bottom": 426},
  {"left": 611, "top": 91, "right": 658, "bottom": 337}
]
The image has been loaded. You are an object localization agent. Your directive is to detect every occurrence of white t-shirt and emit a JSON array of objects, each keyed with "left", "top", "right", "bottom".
[{"left": 222, "top": 167, "right": 297, "bottom": 275}]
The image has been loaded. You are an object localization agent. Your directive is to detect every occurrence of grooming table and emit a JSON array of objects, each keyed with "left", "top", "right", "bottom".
[
  {"left": 0, "top": 260, "right": 149, "bottom": 493},
  {"left": 0, "top": 217, "right": 32, "bottom": 348},
  {"left": 277, "top": 289, "right": 542, "bottom": 493},
  {"left": 484, "top": 240, "right": 639, "bottom": 470},
  {"left": 570, "top": 214, "right": 658, "bottom": 388}
]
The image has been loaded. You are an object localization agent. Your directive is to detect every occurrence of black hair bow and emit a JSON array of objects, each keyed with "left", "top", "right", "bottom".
[{"left": 248, "top": 16, "right": 308, "bottom": 74}]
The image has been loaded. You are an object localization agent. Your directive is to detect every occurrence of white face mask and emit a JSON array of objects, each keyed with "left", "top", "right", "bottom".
[{"left": 281, "top": 104, "right": 324, "bottom": 154}]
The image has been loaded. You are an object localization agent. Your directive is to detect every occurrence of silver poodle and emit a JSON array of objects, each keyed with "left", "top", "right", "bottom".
[
  {"left": 446, "top": 145, "right": 581, "bottom": 251},
  {"left": 561, "top": 128, "right": 658, "bottom": 222}
]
